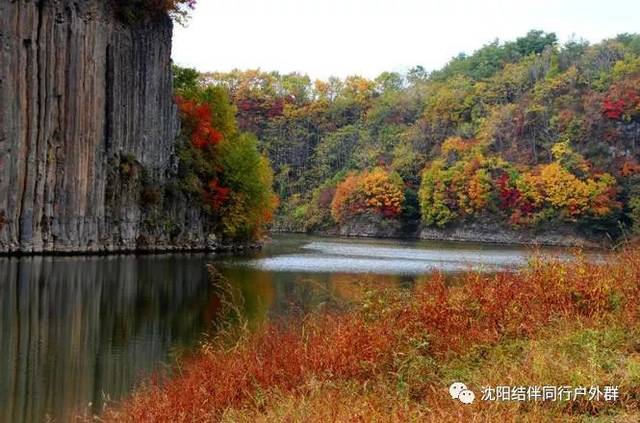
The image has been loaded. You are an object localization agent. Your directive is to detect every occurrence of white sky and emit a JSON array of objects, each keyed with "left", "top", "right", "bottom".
[{"left": 172, "top": 0, "right": 640, "bottom": 80}]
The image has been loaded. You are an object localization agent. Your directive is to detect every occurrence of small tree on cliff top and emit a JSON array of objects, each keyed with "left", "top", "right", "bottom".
[{"left": 115, "top": 0, "right": 196, "bottom": 24}]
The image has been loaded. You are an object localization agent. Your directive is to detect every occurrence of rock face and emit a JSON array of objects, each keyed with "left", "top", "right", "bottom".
[
  {"left": 336, "top": 216, "right": 403, "bottom": 239},
  {"left": 276, "top": 217, "right": 603, "bottom": 247},
  {"left": 419, "top": 221, "right": 604, "bottom": 248},
  {"left": 0, "top": 0, "right": 206, "bottom": 253}
]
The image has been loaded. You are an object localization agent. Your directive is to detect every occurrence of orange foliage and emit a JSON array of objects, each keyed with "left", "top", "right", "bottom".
[
  {"left": 331, "top": 174, "right": 360, "bottom": 223},
  {"left": 531, "top": 163, "right": 618, "bottom": 219},
  {"left": 331, "top": 169, "right": 404, "bottom": 223},
  {"left": 441, "top": 136, "right": 479, "bottom": 155},
  {"left": 621, "top": 160, "right": 640, "bottom": 177}
]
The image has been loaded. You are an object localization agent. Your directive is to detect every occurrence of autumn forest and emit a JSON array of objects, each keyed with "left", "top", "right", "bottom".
[
  {"left": 173, "top": 30, "right": 640, "bottom": 244},
  {"left": 5, "top": 1, "right": 640, "bottom": 421}
]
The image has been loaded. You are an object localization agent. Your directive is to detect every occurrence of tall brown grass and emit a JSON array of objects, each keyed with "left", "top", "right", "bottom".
[{"left": 100, "top": 249, "right": 640, "bottom": 422}]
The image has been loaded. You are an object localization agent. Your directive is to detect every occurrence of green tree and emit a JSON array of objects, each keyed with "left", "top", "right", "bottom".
[
  {"left": 173, "top": 65, "right": 200, "bottom": 96},
  {"left": 515, "top": 30, "right": 558, "bottom": 56}
]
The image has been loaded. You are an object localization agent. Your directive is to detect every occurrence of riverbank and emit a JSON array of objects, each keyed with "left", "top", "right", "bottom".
[
  {"left": 0, "top": 236, "right": 263, "bottom": 257},
  {"left": 418, "top": 221, "right": 607, "bottom": 248},
  {"left": 100, "top": 248, "right": 640, "bottom": 422},
  {"left": 271, "top": 220, "right": 610, "bottom": 248}
]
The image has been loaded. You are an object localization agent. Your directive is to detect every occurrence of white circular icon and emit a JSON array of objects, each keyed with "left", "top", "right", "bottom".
[
  {"left": 449, "top": 382, "right": 468, "bottom": 399},
  {"left": 458, "top": 389, "right": 476, "bottom": 404}
]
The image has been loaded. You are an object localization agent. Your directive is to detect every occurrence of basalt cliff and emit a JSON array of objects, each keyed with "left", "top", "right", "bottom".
[{"left": 0, "top": 0, "right": 208, "bottom": 254}]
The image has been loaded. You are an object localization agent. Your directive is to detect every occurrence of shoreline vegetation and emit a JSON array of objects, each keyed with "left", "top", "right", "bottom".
[{"left": 98, "top": 248, "right": 640, "bottom": 422}]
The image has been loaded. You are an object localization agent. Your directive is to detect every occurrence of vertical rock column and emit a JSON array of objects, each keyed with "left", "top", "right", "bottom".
[{"left": 0, "top": 0, "right": 180, "bottom": 253}]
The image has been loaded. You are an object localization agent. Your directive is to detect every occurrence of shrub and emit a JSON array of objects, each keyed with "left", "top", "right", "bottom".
[
  {"left": 176, "top": 85, "right": 277, "bottom": 240},
  {"left": 141, "top": 186, "right": 162, "bottom": 208},
  {"left": 331, "top": 168, "right": 404, "bottom": 224},
  {"left": 119, "top": 153, "right": 141, "bottom": 183}
]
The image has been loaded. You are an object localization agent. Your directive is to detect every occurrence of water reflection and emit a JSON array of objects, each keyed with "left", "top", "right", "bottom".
[
  {"left": 0, "top": 254, "right": 218, "bottom": 422},
  {"left": 0, "top": 234, "right": 580, "bottom": 422}
]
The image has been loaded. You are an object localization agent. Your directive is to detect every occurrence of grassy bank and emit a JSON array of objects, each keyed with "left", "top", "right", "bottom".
[{"left": 101, "top": 249, "right": 640, "bottom": 422}]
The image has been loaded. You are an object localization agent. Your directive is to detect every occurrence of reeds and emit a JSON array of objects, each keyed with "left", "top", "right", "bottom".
[{"left": 100, "top": 249, "right": 640, "bottom": 422}]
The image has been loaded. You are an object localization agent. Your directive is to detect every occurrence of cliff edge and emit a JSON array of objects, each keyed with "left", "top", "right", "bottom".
[{"left": 0, "top": 0, "right": 207, "bottom": 253}]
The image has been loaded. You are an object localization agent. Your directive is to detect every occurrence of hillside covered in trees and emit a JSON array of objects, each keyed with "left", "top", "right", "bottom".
[{"left": 177, "top": 30, "right": 640, "bottom": 243}]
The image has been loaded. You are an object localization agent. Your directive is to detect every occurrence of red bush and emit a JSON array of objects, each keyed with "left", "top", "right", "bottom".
[
  {"left": 602, "top": 78, "right": 640, "bottom": 121},
  {"left": 602, "top": 98, "right": 626, "bottom": 120},
  {"left": 176, "top": 96, "right": 224, "bottom": 149},
  {"left": 496, "top": 173, "right": 521, "bottom": 210},
  {"left": 204, "top": 179, "right": 231, "bottom": 210}
]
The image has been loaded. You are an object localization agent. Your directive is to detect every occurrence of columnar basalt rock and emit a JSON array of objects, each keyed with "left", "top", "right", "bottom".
[{"left": 0, "top": 0, "right": 206, "bottom": 253}]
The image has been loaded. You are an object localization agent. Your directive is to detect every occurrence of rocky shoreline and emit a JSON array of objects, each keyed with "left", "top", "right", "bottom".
[
  {"left": 271, "top": 220, "right": 609, "bottom": 248},
  {"left": 0, "top": 238, "right": 263, "bottom": 257},
  {"left": 418, "top": 223, "right": 605, "bottom": 248}
]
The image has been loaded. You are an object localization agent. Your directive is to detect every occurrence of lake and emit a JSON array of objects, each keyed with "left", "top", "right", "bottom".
[{"left": 0, "top": 234, "right": 573, "bottom": 422}]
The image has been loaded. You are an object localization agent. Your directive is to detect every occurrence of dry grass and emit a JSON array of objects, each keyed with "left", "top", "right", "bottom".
[{"left": 99, "top": 249, "right": 640, "bottom": 422}]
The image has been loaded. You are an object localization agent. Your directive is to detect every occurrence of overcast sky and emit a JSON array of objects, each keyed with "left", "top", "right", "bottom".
[{"left": 172, "top": 0, "right": 640, "bottom": 80}]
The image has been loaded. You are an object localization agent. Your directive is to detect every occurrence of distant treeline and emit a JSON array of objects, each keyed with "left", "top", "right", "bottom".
[{"left": 176, "top": 30, "right": 640, "bottom": 239}]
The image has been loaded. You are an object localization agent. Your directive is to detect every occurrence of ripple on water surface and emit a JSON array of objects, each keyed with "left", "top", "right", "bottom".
[{"left": 241, "top": 240, "right": 544, "bottom": 275}]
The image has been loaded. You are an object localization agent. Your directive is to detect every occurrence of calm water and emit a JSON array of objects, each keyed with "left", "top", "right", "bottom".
[{"left": 0, "top": 234, "right": 573, "bottom": 422}]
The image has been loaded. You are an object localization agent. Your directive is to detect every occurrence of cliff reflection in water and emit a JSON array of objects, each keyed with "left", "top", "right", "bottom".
[
  {"left": 0, "top": 251, "right": 345, "bottom": 423},
  {"left": 0, "top": 234, "right": 561, "bottom": 422},
  {"left": 0, "top": 254, "right": 220, "bottom": 422}
]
